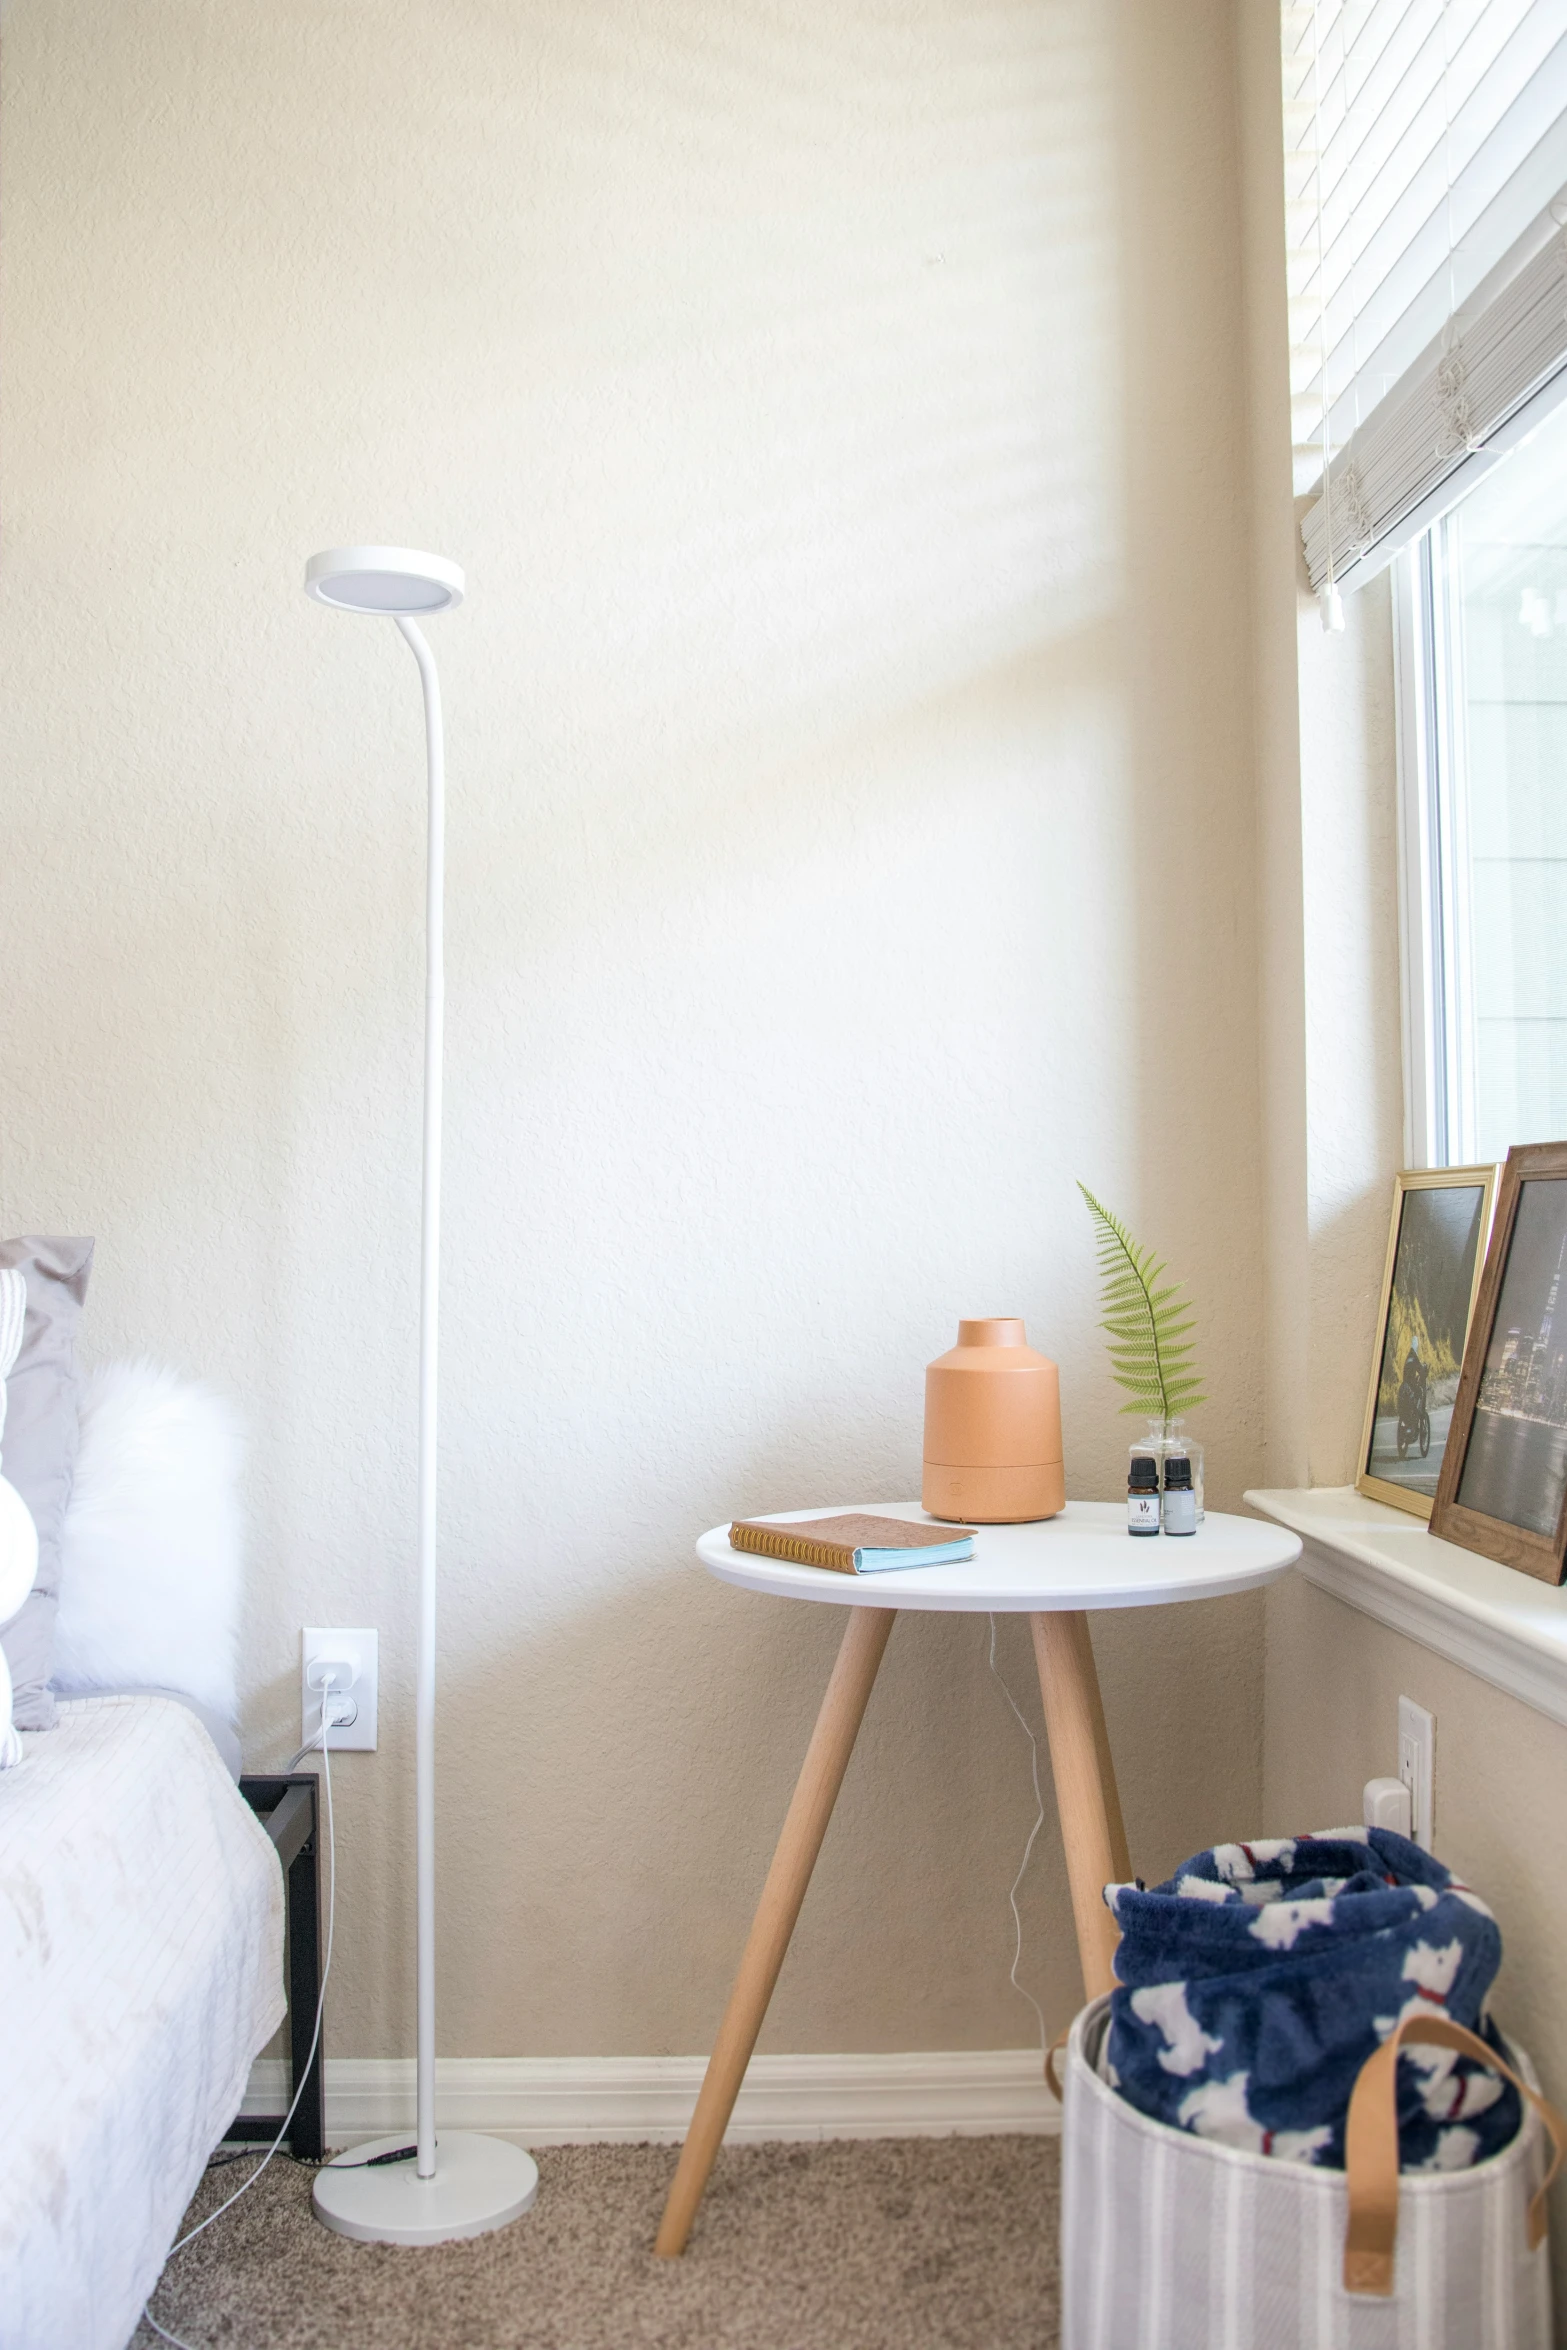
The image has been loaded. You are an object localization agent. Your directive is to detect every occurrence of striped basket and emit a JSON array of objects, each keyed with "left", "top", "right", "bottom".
[{"left": 1060, "top": 1994, "right": 1560, "bottom": 2350}]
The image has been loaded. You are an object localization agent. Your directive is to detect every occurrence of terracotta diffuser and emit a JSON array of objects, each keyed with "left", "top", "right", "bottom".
[{"left": 922, "top": 1317, "right": 1065, "bottom": 1524}]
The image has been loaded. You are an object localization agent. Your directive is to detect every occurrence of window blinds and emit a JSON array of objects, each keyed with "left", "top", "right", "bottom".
[{"left": 1286, "top": 0, "right": 1567, "bottom": 601}]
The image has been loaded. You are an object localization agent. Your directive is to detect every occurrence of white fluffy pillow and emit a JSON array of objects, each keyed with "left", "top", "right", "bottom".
[{"left": 53, "top": 1361, "right": 243, "bottom": 1721}]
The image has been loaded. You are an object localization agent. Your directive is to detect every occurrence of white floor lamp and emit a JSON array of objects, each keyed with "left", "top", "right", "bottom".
[{"left": 303, "top": 547, "right": 539, "bottom": 2246}]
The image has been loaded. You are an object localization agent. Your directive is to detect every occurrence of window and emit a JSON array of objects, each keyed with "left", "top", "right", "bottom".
[
  {"left": 1284, "top": 0, "right": 1567, "bottom": 600},
  {"left": 1290, "top": 9, "right": 1567, "bottom": 1164},
  {"left": 1398, "top": 392, "right": 1567, "bottom": 1164}
]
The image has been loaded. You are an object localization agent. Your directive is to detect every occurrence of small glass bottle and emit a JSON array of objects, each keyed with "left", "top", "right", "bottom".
[
  {"left": 1127, "top": 1452, "right": 1161, "bottom": 1535},
  {"left": 1163, "top": 1419, "right": 1204, "bottom": 1523},
  {"left": 1162, "top": 1453, "right": 1197, "bottom": 1536}
]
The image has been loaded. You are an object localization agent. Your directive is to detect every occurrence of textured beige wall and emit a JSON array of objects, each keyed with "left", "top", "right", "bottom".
[
  {"left": 1237, "top": 0, "right": 1311, "bottom": 1495},
  {"left": 1237, "top": 13, "right": 1402, "bottom": 1495},
  {"left": 1297, "top": 579, "right": 1404, "bottom": 1484},
  {"left": 1, "top": 0, "right": 1268, "bottom": 2063},
  {"left": 1264, "top": 1575, "right": 1567, "bottom": 2310}
]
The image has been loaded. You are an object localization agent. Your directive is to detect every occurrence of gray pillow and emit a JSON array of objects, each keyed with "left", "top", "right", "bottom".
[{"left": 0, "top": 1238, "right": 93, "bottom": 1729}]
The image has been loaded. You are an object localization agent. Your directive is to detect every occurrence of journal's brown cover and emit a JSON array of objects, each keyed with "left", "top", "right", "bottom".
[{"left": 727, "top": 1513, "right": 975, "bottom": 1574}]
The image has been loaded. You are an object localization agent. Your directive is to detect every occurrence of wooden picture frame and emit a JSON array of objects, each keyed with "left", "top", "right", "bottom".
[
  {"left": 1357, "top": 1166, "right": 1499, "bottom": 1520},
  {"left": 1432, "top": 1141, "right": 1567, "bottom": 1581}
]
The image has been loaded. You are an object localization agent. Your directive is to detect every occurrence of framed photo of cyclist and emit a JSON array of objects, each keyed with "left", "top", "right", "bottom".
[
  {"left": 1357, "top": 1165, "right": 1499, "bottom": 1521},
  {"left": 1433, "top": 1142, "right": 1567, "bottom": 1579}
]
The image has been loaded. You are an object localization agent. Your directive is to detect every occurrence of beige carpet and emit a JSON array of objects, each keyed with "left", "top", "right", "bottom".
[{"left": 130, "top": 2138, "right": 1060, "bottom": 2350}]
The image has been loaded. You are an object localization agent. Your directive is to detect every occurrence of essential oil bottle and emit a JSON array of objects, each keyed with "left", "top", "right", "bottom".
[
  {"left": 1127, "top": 1452, "right": 1161, "bottom": 1535},
  {"left": 1162, "top": 1453, "right": 1197, "bottom": 1536}
]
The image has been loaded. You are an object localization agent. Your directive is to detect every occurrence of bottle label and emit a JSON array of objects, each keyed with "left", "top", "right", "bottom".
[
  {"left": 1162, "top": 1488, "right": 1197, "bottom": 1536},
  {"left": 1127, "top": 1491, "right": 1161, "bottom": 1534}
]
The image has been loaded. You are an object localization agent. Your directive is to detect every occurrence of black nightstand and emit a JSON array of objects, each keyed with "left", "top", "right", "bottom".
[{"left": 233, "top": 1773, "right": 325, "bottom": 2161}]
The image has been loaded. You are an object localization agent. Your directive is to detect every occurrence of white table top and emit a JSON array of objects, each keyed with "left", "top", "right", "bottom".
[{"left": 697, "top": 1500, "right": 1301, "bottom": 1613}]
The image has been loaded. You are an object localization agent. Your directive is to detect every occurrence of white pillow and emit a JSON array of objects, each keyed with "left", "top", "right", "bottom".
[
  {"left": 53, "top": 1362, "right": 243, "bottom": 1722},
  {"left": 0, "top": 1272, "right": 39, "bottom": 1768}
]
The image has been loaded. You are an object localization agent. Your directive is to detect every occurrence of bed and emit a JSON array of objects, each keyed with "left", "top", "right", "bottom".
[{"left": 0, "top": 1693, "right": 284, "bottom": 2350}]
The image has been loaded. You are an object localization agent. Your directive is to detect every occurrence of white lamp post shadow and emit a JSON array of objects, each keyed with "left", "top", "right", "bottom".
[{"left": 303, "top": 547, "right": 538, "bottom": 2246}]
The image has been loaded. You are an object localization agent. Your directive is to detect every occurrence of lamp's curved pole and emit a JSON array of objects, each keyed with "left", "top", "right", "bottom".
[
  {"left": 311, "top": 561, "right": 535, "bottom": 2243},
  {"left": 396, "top": 615, "right": 442, "bottom": 2182}
]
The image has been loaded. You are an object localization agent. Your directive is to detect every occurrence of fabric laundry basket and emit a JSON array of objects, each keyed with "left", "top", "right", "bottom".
[{"left": 1059, "top": 1994, "right": 1561, "bottom": 2350}]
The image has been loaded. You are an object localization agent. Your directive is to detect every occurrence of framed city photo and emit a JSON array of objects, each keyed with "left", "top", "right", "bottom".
[
  {"left": 1357, "top": 1166, "right": 1498, "bottom": 1519},
  {"left": 1433, "top": 1142, "right": 1567, "bottom": 1581}
]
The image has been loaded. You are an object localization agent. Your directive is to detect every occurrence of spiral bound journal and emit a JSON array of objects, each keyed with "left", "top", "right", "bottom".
[{"left": 727, "top": 1513, "right": 976, "bottom": 1575}]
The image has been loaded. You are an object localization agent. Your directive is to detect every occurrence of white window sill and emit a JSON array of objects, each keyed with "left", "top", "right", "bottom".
[{"left": 1245, "top": 1486, "right": 1567, "bottom": 1728}]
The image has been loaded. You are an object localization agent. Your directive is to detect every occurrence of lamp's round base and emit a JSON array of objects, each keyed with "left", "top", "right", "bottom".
[{"left": 312, "top": 2132, "right": 538, "bottom": 2246}]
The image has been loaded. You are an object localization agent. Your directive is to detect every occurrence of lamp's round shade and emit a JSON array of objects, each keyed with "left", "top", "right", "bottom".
[{"left": 305, "top": 546, "right": 465, "bottom": 615}]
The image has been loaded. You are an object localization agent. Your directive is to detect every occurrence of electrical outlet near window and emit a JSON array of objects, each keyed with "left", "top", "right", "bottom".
[{"left": 1397, "top": 1695, "right": 1435, "bottom": 1851}]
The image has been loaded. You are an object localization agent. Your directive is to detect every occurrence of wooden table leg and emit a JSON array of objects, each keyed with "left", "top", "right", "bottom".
[
  {"left": 654, "top": 1605, "right": 896, "bottom": 2257},
  {"left": 1030, "top": 1611, "right": 1129, "bottom": 2001}
]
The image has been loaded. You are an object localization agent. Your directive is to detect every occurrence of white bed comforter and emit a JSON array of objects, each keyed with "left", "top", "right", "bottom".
[{"left": 0, "top": 1695, "right": 285, "bottom": 2350}]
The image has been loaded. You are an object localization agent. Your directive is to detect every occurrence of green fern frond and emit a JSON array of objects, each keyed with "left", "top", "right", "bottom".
[{"left": 1077, "top": 1182, "right": 1207, "bottom": 1420}]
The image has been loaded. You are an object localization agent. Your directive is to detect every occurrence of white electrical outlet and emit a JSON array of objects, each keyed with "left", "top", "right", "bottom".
[
  {"left": 301, "top": 1627, "right": 378, "bottom": 1753},
  {"left": 1397, "top": 1694, "right": 1434, "bottom": 1850}
]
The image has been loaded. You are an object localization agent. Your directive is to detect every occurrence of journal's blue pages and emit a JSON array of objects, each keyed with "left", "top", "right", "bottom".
[{"left": 850, "top": 1537, "right": 975, "bottom": 1573}]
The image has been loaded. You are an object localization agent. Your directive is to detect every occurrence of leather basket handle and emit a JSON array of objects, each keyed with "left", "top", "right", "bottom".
[
  {"left": 1044, "top": 2026, "right": 1070, "bottom": 2105},
  {"left": 1343, "top": 2013, "right": 1566, "bottom": 2296}
]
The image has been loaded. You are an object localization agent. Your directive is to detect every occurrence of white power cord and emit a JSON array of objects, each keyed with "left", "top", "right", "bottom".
[
  {"left": 985, "top": 1614, "right": 1050, "bottom": 2062},
  {"left": 142, "top": 1681, "right": 342, "bottom": 2350}
]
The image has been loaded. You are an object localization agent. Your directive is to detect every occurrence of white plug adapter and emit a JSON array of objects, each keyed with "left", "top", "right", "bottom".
[
  {"left": 1363, "top": 1775, "right": 1413, "bottom": 1836},
  {"left": 301, "top": 1628, "right": 379, "bottom": 1753}
]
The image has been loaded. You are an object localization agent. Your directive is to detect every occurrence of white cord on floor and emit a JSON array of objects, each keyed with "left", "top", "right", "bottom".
[
  {"left": 985, "top": 1614, "right": 1050, "bottom": 2061},
  {"left": 142, "top": 1707, "right": 338, "bottom": 2349}
]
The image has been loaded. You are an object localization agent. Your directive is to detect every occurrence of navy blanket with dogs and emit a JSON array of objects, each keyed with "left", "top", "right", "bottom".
[{"left": 1105, "top": 1829, "right": 1520, "bottom": 2171}]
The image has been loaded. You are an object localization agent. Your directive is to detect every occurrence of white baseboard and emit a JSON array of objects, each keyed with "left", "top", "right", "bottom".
[{"left": 242, "top": 2049, "right": 1060, "bottom": 2149}]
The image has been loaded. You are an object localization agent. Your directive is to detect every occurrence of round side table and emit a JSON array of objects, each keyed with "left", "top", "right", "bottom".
[{"left": 654, "top": 1499, "right": 1300, "bottom": 2256}]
